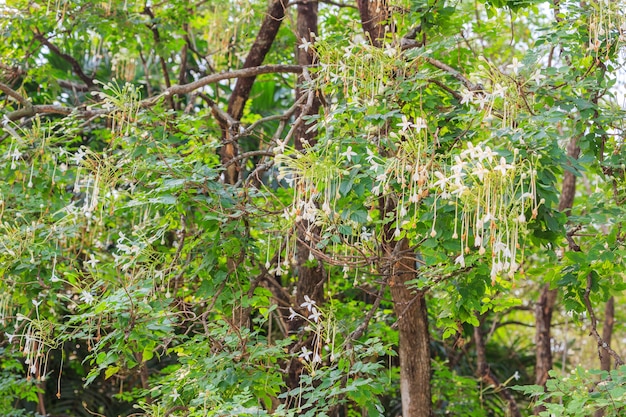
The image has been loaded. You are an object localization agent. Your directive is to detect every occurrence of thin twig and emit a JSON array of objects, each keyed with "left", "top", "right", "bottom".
[{"left": 348, "top": 282, "right": 388, "bottom": 343}]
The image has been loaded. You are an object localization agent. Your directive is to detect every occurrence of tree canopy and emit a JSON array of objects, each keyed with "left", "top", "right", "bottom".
[{"left": 0, "top": 0, "right": 625, "bottom": 416}]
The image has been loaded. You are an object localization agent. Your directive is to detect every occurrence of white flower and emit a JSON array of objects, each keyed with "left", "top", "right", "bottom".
[
  {"left": 383, "top": 43, "right": 397, "bottom": 57},
  {"left": 11, "top": 148, "right": 22, "bottom": 162},
  {"left": 298, "top": 37, "right": 313, "bottom": 52},
  {"left": 313, "top": 352, "right": 322, "bottom": 363},
  {"left": 478, "top": 145, "right": 495, "bottom": 163},
  {"left": 513, "top": 371, "right": 520, "bottom": 380},
  {"left": 492, "top": 83, "right": 506, "bottom": 98},
  {"left": 299, "top": 346, "right": 312, "bottom": 362},
  {"left": 80, "top": 291, "right": 95, "bottom": 305},
  {"left": 342, "top": 146, "right": 357, "bottom": 163},
  {"left": 432, "top": 171, "right": 448, "bottom": 190},
  {"left": 397, "top": 115, "right": 414, "bottom": 132},
  {"left": 365, "top": 147, "right": 379, "bottom": 165},
  {"left": 308, "top": 307, "right": 322, "bottom": 323},
  {"left": 413, "top": 117, "right": 427, "bottom": 131},
  {"left": 509, "top": 57, "right": 523, "bottom": 75},
  {"left": 72, "top": 148, "right": 86, "bottom": 165},
  {"left": 288, "top": 308, "right": 298, "bottom": 321},
  {"left": 32, "top": 299, "right": 42, "bottom": 308},
  {"left": 460, "top": 89, "right": 474, "bottom": 105},
  {"left": 472, "top": 163, "right": 489, "bottom": 182},
  {"left": 270, "top": 263, "right": 288, "bottom": 276},
  {"left": 455, "top": 254, "right": 465, "bottom": 268},
  {"left": 85, "top": 253, "right": 99, "bottom": 268},
  {"left": 301, "top": 295, "right": 316, "bottom": 312},
  {"left": 532, "top": 69, "right": 546, "bottom": 84},
  {"left": 494, "top": 157, "right": 513, "bottom": 176},
  {"left": 6, "top": 333, "right": 15, "bottom": 343},
  {"left": 475, "top": 94, "right": 489, "bottom": 109},
  {"left": 169, "top": 388, "right": 181, "bottom": 402},
  {"left": 322, "top": 200, "right": 331, "bottom": 215},
  {"left": 273, "top": 138, "right": 288, "bottom": 154}
]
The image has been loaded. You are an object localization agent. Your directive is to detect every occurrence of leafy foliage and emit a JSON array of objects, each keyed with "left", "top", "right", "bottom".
[{"left": 0, "top": 0, "right": 625, "bottom": 416}]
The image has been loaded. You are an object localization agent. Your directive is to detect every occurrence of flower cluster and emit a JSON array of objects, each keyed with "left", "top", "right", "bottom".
[
  {"left": 433, "top": 142, "right": 539, "bottom": 282},
  {"left": 6, "top": 305, "right": 56, "bottom": 382},
  {"left": 314, "top": 37, "right": 401, "bottom": 107},
  {"left": 288, "top": 296, "right": 336, "bottom": 374}
]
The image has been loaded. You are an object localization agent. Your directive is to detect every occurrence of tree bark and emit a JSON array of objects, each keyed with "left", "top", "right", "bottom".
[
  {"left": 285, "top": 0, "right": 327, "bottom": 394},
  {"left": 534, "top": 135, "right": 580, "bottom": 413},
  {"left": 294, "top": 0, "right": 321, "bottom": 151},
  {"left": 389, "top": 238, "right": 432, "bottom": 417},
  {"left": 293, "top": 0, "right": 325, "bottom": 307},
  {"left": 221, "top": 0, "right": 287, "bottom": 185},
  {"left": 599, "top": 296, "right": 615, "bottom": 372},
  {"left": 534, "top": 284, "right": 558, "bottom": 387},
  {"left": 356, "top": 2, "right": 432, "bottom": 415},
  {"left": 593, "top": 296, "right": 615, "bottom": 417},
  {"left": 356, "top": 0, "right": 390, "bottom": 47}
]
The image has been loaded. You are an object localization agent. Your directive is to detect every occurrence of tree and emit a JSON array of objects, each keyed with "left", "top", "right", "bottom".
[{"left": 0, "top": 0, "right": 625, "bottom": 416}]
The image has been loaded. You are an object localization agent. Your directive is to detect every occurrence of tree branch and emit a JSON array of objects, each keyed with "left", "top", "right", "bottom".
[
  {"left": 3, "top": 65, "right": 304, "bottom": 125},
  {"left": 0, "top": 82, "right": 30, "bottom": 107},
  {"left": 583, "top": 273, "right": 624, "bottom": 366},
  {"left": 142, "top": 6, "right": 174, "bottom": 110},
  {"left": 146, "top": 65, "right": 302, "bottom": 106},
  {"left": 4, "top": 104, "right": 82, "bottom": 121},
  {"left": 33, "top": 32, "right": 95, "bottom": 87},
  {"left": 423, "top": 56, "right": 481, "bottom": 91},
  {"left": 57, "top": 79, "right": 91, "bottom": 92},
  {"left": 348, "top": 282, "right": 387, "bottom": 342}
]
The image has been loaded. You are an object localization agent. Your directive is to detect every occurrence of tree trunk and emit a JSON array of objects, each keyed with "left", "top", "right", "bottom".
[
  {"left": 594, "top": 296, "right": 615, "bottom": 417},
  {"left": 285, "top": 0, "right": 327, "bottom": 394},
  {"left": 599, "top": 296, "right": 615, "bottom": 371},
  {"left": 221, "top": 0, "right": 287, "bottom": 185},
  {"left": 389, "top": 238, "right": 432, "bottom": 417},
  {"left": 293, "top": 0, "right": 324, "bottom": 308},
  {"left": 534, "top": 284, "right": 557, "bottom": 387},
  {"left": 356, "top": 2, "right": 432, "bottom": 414},
  {"left": 534, "top": 135, "right": 580, "bottom": 413},
  {"left": 356, "top": 0, "right": 390, "bottom": 47}
]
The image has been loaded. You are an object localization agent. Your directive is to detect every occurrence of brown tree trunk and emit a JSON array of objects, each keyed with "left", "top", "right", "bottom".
[
  {"left": 285, "top": 0, "right": 327, "bottom": 393},
  {"left": 594, "top": 296, "right": 615, "bottom": 417},
  {"left": 220, "top": 0, "right": 287, "bottom": 185},
  {"left": 599, "top": 296, "right": 615, "bottom": 371},
  {"left": 534, "top": 135, "right": 580, "bottom": 413},
  {"left": 293, "top": 0, "right": 324, "bottom": 307},
  {"left": 534, "top": 284, "right": 558, "bottom": 387},
  {"left": 356, "top": 2, "right": 432, "bottom": 415},
  {"left": 389, "top": 238, "right": 432, "bottom": 417},
  {"left": 356, "top": 0, "right": 390, "bottom": 47}
]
